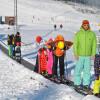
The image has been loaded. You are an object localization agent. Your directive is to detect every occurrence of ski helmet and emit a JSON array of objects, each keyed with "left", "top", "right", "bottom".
[
  {"left": 36, "top": 36, "right": 42, "bottom": 43},
  {"left": 55, "top": 35, "right": 64, "bottom": 42}
]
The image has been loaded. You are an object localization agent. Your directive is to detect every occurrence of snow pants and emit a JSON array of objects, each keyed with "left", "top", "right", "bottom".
[
  {"left": 8, "top": 45, "right": 13, "bottom": 57},
  {"left": 53, "top": 54, "right": 64, "bottom": 77},
  {"left": 93, "top": 76, "right": 100, "bottom": 94},
  {"left": 74, "top": 56, "right": 91, "bottom": 86}
]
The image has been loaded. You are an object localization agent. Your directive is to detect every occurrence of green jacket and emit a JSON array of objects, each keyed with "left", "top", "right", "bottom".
[{"left": 73, "top": 28, "right": 97, "bottom": 56}]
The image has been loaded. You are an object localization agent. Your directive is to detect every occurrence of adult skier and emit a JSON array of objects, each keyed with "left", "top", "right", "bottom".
[
  {"left": 60, "top": 24, "right": 63, "bottom": 29},
  {"left": 73, "top": 20, "right": 97, "bottom": 91},
  {"left": 54, "top": 24, "right": 57, "bottom": 30}
]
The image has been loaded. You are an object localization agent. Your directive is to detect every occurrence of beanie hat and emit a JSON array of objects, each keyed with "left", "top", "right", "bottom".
[{"left": 82, "top": 20, "right": 89, "bottom": 25}]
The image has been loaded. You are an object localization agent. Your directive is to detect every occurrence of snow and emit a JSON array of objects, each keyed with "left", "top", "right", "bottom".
[
  {"left": 0, "top": 0, "right": 100, "bottom": 99},
  {"left": 0, "top": 50, "right": 100, "bottom": 100}
]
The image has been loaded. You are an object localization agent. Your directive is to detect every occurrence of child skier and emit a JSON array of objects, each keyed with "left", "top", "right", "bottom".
[
  {"left": 46, "top": 38, "right": 54, "bottom": 78},
  {"left": 93, "top": 38, "right": 100, "bottom": 98},
  {"left": 15, "top": 32, "right": 21, "bottom": 62},
  {"left": 12, "top": 34, "right": 15, "bottom": 58},
  {"left": 93, "top": 55, "right": 100, "bottom": 98},
  {"left": 34, "top": 36, "right": 45, "bottom": 72},
  {"left": 38, "top": 47, "right": 48, "bottom": 76},
  {"left": 7, "top": 34, "right": 13, "bottom": 57},
  {"left": 15, "top": 32, "right": 21, "bottom": 47},
  {"left": 53, "top": 35, "right": 67, "bottom": 82}
]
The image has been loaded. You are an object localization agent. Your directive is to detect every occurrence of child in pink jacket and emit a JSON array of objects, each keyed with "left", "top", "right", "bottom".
[{"left": 46, "top": 39, "right": 54, "bottom": 78}]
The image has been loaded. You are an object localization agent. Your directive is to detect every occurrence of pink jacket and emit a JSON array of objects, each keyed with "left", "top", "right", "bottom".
[{"left": 47, "top": 49, "right": 53, "bottom": 75}]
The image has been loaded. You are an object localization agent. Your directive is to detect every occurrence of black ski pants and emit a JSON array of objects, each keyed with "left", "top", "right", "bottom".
[{"left": 53, "top": 54, "right": 64, "bottom": 77}]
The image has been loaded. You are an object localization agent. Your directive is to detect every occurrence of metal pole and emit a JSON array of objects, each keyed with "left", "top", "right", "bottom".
[
  {"left": 15, "top": 0, "right": 18, "bottom": 33},
  {"left": 14, "top": 0, "right": 16, "bottom": 34},
  {"left": 14, "top": 0, "right": 18, "bottom": 34}
]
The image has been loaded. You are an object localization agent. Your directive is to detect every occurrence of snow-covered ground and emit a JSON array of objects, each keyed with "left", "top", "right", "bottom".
[
  {"left": 0, "top": 0, "right": 100, "bottom": 99},
  {"left": 0, "top": 50, "right": 100, "bottom": 100}
]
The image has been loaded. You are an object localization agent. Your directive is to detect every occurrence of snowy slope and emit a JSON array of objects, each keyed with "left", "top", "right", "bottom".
[
  {"left": 0, "top": 50, "right": 100, "bottom": 100},
  {"left": 0, "top": 0, "right": 100, "bottom": 99},
  {"left": 0, "top": 0, "right": 100, "bottom": 74},
  {"left": 0, "top": 0, "right": 73, "bottom": 25},
  {"left": 1, "top": 0, "right": 100, "bottom": 25},
  {"left": 0, "top": 0, "right": 100, "bottom": 80}
]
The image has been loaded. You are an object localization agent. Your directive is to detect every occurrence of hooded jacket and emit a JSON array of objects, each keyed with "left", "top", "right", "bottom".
[{"left": 73, "top": 27, "right": 97, "bottom": 56}]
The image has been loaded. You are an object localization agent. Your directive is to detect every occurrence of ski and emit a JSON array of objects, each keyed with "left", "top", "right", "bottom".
[
  {"left": 43, "top": 75, "right": 61, "bottom": 84},
  {"left": 43, "top": 75, "right": 93, "bottom": 96}
]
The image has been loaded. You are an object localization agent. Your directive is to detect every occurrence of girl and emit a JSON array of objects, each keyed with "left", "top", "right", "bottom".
[{"left": 46, "top": 39, "right": 54, "bottom": 78}]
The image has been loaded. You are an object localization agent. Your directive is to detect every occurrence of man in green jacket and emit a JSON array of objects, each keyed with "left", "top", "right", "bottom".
[{"left": 73, "top": 20, "right": 97, "bottom": 90}]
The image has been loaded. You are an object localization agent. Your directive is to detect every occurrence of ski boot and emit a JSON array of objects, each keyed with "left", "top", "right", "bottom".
[
  {"left": 82, "top": 85, "right": 93, "bottom": 95},
  {"left": 74, "top": 85, "right": 83, "bottom": 91},
  {"left": 41, "top": 71, "right": 48, "bottom": 77},
  {"left": 46, "top": 74, "right": 52, "bottom": 79},
  {"left": 94, "top": 93, "right": 100, "bottom": 98},
  {"left": 60, "top": 75, "right": 70, "bottom": 84},
  {"left": 53, "top": 75, "right": 60, "bottom": 83}
]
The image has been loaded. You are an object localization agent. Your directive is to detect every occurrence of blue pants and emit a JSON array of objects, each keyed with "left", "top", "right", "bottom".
[{"left": 74, "top": 56, "right": 91, "bottom": 86}]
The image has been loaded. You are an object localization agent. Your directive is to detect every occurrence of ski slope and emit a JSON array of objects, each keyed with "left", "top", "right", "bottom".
[
  {"left": 0, "top": 0, "right": 100, "bottom": 99},
  {"left": 0, "top": 0, "right": 100, "bottom": 84},
  {"left": 0, "top": 50, "right": 100, "bottom": 100},
  {"left": 0, "top": 0, "right": 100, "bottom": 77}
]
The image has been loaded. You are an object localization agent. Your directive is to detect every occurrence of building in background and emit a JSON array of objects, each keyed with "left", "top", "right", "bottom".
[{"left": 5, "top": 16, "right": 15, "bottom": 25}]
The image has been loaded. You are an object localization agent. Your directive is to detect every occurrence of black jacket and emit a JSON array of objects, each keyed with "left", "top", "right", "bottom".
[{"left": 7, "top": 35, "right": 14, "bottom": 45}]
